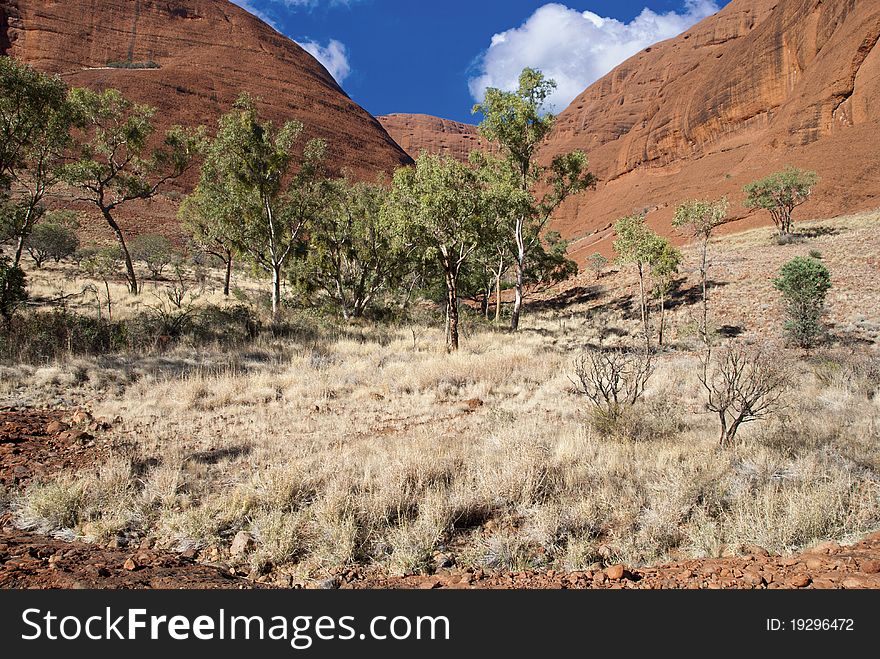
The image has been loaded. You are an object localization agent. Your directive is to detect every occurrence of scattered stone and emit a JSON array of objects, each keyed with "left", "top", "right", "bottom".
[
  {"left": 840, "top": 577, "right": 862, "bottom": 589},
  {"left": 804, "top": 557, "right": 824, "bottom": 571},
  {"left": 123, "top": 557, "right": 138, "bottom": 571},
  {"left": 45, "top": 420, "right": 69, "bottom": 434},
  {"left": 230, "top": 531, "right": 254, "bottom": 558},
  {"left": 860, "top": 559, "right": 880, "bottom": 574},
  {"left": 787, "top": 574, "right": 810, "bottom": 588},
  {"left": 605, "top": 564, "right": 626, "bottom": 581}
]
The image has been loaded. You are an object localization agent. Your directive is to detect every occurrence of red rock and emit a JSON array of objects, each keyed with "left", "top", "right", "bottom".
[
  {"left": 605, "top": 564, "right": 626, "bottom": 581},
  {"left": 1, "top": 0, "right": 411, "bottom": 242},
  {"left": 842, "top": 576, "right": 866, "bottom": 589},
  {"left": 45, "top": 421, "right": 68, "bottom": 434},
  {"left": 787, "top": 574, "right": 811, "bottom": 588},
  {"left": 379, "top": 114, "right": 490, "bottom": 163},
  {"left": 859, "top": 559, "right": 880, "bottom": 574},
  {"left": 804, "top": 557, "right": 825, "bottom": 571},
  {"left": 122, "top": 557, "right": 138, "bottom": 571},
  {"left": 539, "top": 0, "right": 880, "bottom": 263}
]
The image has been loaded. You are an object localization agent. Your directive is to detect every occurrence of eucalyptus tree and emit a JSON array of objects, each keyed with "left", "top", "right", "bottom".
[
  {"left": 473, "top": 68, "right": 595, "bottom": 330},
  {"left": 0, "top": 57, "right": 77, "bottom": 266},
  {"left": 191, "top": 94, "right": 328, "bottom": 317},
  {"left": 386, "top": 154, "right": 487, "bottom": 351},
  {"left": 64, "top": 88, "right": 204, "bottom": 294},
  {"left": 673, "top": 197, "right": 728, "bottom": 344}
]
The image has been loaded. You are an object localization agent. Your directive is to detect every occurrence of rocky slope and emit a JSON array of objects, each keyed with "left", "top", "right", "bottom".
[
  {"left": 541, "top": 0, "right": 880, "bottom": 261},
  {"left": 0, "top": 0, "right": 411, "bottom": 237},
  {"left": 378, "top": 113, "right": 488, "bottom": 162}
]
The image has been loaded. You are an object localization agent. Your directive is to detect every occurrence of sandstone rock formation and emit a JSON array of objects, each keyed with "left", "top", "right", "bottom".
[
  {"left": 378, "top": 114, "right": 488, "bottom": 162},
  {"left": 0, "top": 0, "right": 411, "bottom": 238},
  {"left": 541, "top": 0, "right": 880, "bottom": 261}
]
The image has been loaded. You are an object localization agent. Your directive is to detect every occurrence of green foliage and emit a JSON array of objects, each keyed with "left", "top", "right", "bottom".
[
  {"left": 0, "top": 57, "right": 77, "bottom": 264},
  {"left": 773, "top": 256, "right": 831, "bottom": 347},
  {"left": 744, "top": 167, "right": 819, "bottom": 236},
  {"left": 649, "top": 240, "right": 682, "bottom": 299},
  {"left": 191, "top": 93, "right": 326, "bottom": 316},
  {"left": 672, "top": 197, "right": 729, "bottom": 240},
  {"left": 614, "top": 214, "right": 681, "bottom": 345},
  {"left": 295, "top": 178, "right": 409, "bottom": 319},
  {"left": 525, "top": 230, "right": 578, "bottom": 288},
  {"left": 81, "top": 247, "right": 121, "bottom": 280},
  {"left": 0, "top": 255, "right": 27, "bottom": 328},
  {"left": 129, "top": 233, "right": 176, "bottom": 278},
  {"left": 24, "top": 220, "right": 80, "bottom": 267},
  {"left": 105, "top": 61, "right": 160, "bottom": 70},
  {"left": 473, "top": 68, "right": 595, "bottom": 329},
  {"left": 386, "top": 153, "right": 486, "bottom": 349},
  {"left": 613, "top": 213, "right": 655, "bottom": 267},
  {"left": 64, "top": 87, "right": 204, "bottom": 293},
  {"left": 587, "top": 252, "right": 608, "bottom": 280}
]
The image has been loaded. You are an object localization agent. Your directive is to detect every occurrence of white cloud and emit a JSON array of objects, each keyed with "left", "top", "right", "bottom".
[
  {"left": 469, "top": 1, "right": 720, "bottom": 112},
  {"left": 230, "top": 0, "right": 280, "bottom": 28},
  {"left": 229, "top": 2, "right": 352, "bottom": 85},
  {"left": 298, "top": 39, "right": 352, "bottom": 84}
]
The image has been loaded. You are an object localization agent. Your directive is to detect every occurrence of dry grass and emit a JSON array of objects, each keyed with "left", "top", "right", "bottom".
[
  {"left": 3, "top": 209, "right": 880, "bottom": 580},
  {"left": 7, "top": 324, "right": 878, "bottom": 577}
]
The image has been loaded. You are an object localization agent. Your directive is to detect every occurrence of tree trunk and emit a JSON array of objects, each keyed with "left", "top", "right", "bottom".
[
  {"left": 104, "top": 280, "right": 113, "bottom": 321},
  {"left": 484, "top": 283, "right": 491, "bottom": 320},
  {"left": 658, "top": 293, "right": 666, "bottom": 346},
  {"left": 718, "top": 412, "right": 728, "bottom": 446},
  {"left": 700, "top": 238, "right": 709, "bottom": 346},
  {"left": 223, "top": 256, "right": 232, "bottom": 297},
  {"left": 511, "top": 256, "right": 524, "bottom": 331},
  {"left": 102, "top": 209, "right": 139, "bottom": 295},
  {"left": 510, "top": 217, "right": 525, "bottom": 332},
  {"left": 271, "top": 263, "right": 282, "bottom": 319},
  {"left": 494, "top": 271, "right": 502, "bottom": 323},
  {"left": 445, "top": 270, "right": 459, "bottom": 351},
  {"left": 13, "top": 235, "right": 25, "bottom": 268},
  {"left": 638, "top": 263, "right": 649, "bottom": 349}
]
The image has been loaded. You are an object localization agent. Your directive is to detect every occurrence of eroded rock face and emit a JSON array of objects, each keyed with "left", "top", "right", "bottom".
[
  {"left": 541, "top": 0, "right": 880, "bottom": 261},
  {"left": 0, "top": 0, "right": 411, "bottom": 238},
  {"left": 378, "top": 114, "right": 488, "bottom": 163}
]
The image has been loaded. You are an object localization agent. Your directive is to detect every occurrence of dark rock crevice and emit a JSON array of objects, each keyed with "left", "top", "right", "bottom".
[{"left": 0, "top": 5, "right": 11, "bottom": 55}]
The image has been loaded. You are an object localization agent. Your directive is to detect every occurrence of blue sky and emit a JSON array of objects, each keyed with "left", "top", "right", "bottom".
[{"left": 231, "top": 1, "right": 731, "bottom": 123}]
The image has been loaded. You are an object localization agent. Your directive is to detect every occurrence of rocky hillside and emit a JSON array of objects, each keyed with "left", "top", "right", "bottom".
[
  {"left": 0, "top": 0, "right": 411, "bottom": 237},
  {"left": 541, "top": 0, "right": 880, "bottom": 261},
  {"left": 378, "top": 113, "right": 488, "bottom": 162}
]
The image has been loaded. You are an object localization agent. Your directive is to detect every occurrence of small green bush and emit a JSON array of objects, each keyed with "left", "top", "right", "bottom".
[
  {"left": 773, "top": 256, "right": 831, "bottom": 347},
  {"left": 130, "top": 234, "right": 176, "bottom": 278},
  {"left": 25, "top": 222, "right": 80, "bottom": 267},
  {"left": 0, "top": 255, "right": 27, "bottom": 328}
]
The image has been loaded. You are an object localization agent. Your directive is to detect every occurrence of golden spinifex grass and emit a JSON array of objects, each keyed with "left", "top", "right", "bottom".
[
  {"left": 7, "top": 325, "right": 879, "bottom": 579},
  {"left": 3, "top": 209, "right": 879, "bottom": 583}
]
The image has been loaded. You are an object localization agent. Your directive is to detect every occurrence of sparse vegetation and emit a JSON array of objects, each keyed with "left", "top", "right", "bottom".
[
  {"left": 24, "top": 220, "right": 79, "bottom": 268},
  {"left": 0, "top": 58, "right": 876, "bottom": 586},
  {"left": 587, "top": 252, "right": 608, "bottom": 280},
  {"left": 773, "top": 256, "right": 832, "bottom": 348},
  {"left": 744, "top": 167, "right": 819, "bottom": 237},
  {"left": 699, "top": 346, "right": 788, "bottom": 446},
  {"left": 63, "top": 88, "right": 204, "bottom": 294},
  {"left": 572, "top": 348, "right": 654, "bottom": 430},
  {"left": 129, "top": 233, "right": 176, "bottom": 279},
  {"left": 673, "top": 197, "right": 728, "bottom": 344},
  {"left": 474, "top": 68, "right": 595, "bottom": 331}
]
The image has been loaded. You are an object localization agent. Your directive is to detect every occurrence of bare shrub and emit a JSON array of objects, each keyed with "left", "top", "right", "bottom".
[
  {"left": 699, "top": 346, "right": 789, "bottom": 446},
  {"left": 571, "top": 349, "right": 654, "bottom": 431}
]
